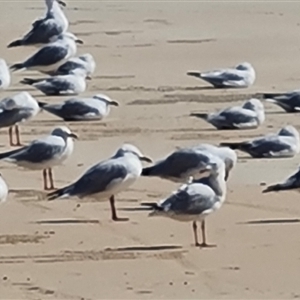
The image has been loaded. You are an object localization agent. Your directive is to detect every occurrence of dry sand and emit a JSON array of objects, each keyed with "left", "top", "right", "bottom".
[{"left": 1, "top": 1, "right": 300, "bottom": 299}]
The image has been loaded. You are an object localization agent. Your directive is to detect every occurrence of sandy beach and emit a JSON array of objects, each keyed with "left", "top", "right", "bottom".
[{"left": 1, "top": 1, "right": 300, "bottom": 299}]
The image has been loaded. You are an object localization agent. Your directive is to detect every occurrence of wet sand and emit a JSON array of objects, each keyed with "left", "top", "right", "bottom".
[{"left": 1, "top": 1, "right": 300, "bottom": 299}]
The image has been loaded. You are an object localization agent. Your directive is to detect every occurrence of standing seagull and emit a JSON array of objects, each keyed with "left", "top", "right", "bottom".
[
  {"left": 262, "top": 90, "right": 300, "bottom": 113},
  {"left": 187, "top": 62, "right": 256, "bottom": 88},
  {"left": 10, "top": 32, "right": 83, "bottom": 74},
  {"left": 190, "top": 98, "right": 265, "bottom": 130},
  {"left": 220, "top": 125, "right": 300, "bottom": 158},
  {"left": 38, "top": 94, "right": 119, "bottom": 121},
  {"left": 51, "top": 53, "right": 96, "bottom": 76},
  {"left": 263, "top": 167, "right": 300, "bottom": 193},
  {"left": 0, "top": 59, "right": 10, "bottom": 90},
  {"left": 47, "top": 144, "right": 152, "bottom": 221},
  {"left": 21, "top": 68, "right": 89, "bottom": 96},
  {"left": 0, "top": 92, "right": 40, "bottom": 146},
  {"left": 0, "top": 126, "right": 77, "bottom": 190},
  {"left": 8, "top": 0, "right": 68, "bottom": 48},
  {"left": 142, "top": 157, "right": 226, "bottom": 248}
]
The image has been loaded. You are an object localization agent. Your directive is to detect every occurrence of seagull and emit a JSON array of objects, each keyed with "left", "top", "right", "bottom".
[
  {"left": 262, "top": 90, "right": 300, "bottom": 113},
  {"left": 187, "top": 62, "right": 256, "bottom": 88},
  {"left": 262, "top": 167, "right": 300, "bottom": 193},
  {"left": 190, "top": 98, "right": 265, "bottom": 130},
  {"left": 38, "top": 94, "right": 119, "bottom": 121},
  {"left": 141, "top": 148, "right": 215, "bottom": 183},
  {"left": 47, "top": 144, "right": 152, "bottom": 221},
  {"left": 220, "top": 125, "right": 300, "bottom": 158},
  {"left": 191, "top": 143, "right": 237, "bottom": 180},
  {"left": 0, "top": 126, "right": 77, "bottom": 190},
  {"left": 0, "top": 174, "right": 8, "bottom": 204},
  {"left": 142, "top": 157, "right": 227, "bottom": 248},
  {"left": 20, "top": 68, "right": 89, "bottom": 96},
  {"left": 0, "top": 59, "right": 10, "bottom": 90},
  {"left": 10, "top": 32, "right": 83, "bottom": 74},
  {"left": 51, "top": 53, "right": 96, "bottom": 76},
  {"left": 8, "top": 0, "right": 68, "bottom": 48},
  {"left": 0, "top": 92, "right": 40, "bottom": 146}
]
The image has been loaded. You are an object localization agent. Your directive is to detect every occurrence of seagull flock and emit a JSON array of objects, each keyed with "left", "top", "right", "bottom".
[{"left": 0, "top": 0, "right": 299, "bottom": 249}]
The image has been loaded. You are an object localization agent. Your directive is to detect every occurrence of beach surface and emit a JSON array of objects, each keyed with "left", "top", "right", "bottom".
[{"left": 1, "top": 1, "right": 300, "bottom": 299}]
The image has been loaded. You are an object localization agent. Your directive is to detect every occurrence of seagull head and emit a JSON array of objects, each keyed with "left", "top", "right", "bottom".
[
  {"left": 93, "top": 94, "right": 119, "bottom": 106},
  {"left": 51, "top": 126, "right": 78, "bottom": 140},
  {"left": 235, "top": 62, "right": 253, "bottom": 71},
  {"left": 278, "top": 125, "right": 299, "bottom": 140},
  {"left": 79, "top": 53, "right": 95, "bottom": 63},
  {"left": 242, "top": 98, "right": 264, "bottom": 112},
  {"left": 117, "top": 144, "right": 153, "bottom": 163},
  {"left": 56, "top": 0, "right": 67, "bottom": 7}
]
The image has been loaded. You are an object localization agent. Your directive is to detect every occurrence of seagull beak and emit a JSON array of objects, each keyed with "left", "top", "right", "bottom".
[
  {"left": 57, "top": 0, "right": 67, "bottom": 7},
  {"left": 140, "top": 156, "right": 153, "bottom": 163},
  {"left": 224, "top": 170, "right": 229, "bottom": 181},
  {"left": 110, "top": 100, "right": 119, "bottom": 106},
  {"left": 76, "top": 39, "right": 84, "bottom": 45},
  {"left": 69, "top": 133, "right": 79, "bottom": 140}
]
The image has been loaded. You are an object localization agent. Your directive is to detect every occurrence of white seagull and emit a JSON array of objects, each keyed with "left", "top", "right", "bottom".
[
  {"left": 51, "top": 53, "right": 96, "bottom": 76},
  {"left": 187, "top": 62, "right": 256, "bottom": 88},
  {"left": 0, "top": 92, "right": 40, "bottom": 146},
  {"left": 21, "top": 68, "right": 89, "bottom": 96},
  {"left": 47, "top": 144, "right": 152, "bottom": 221},
  {"left": 38, "top": 94, "right": 119, "bottom": 121},
  {"left": 10, "top": 32, "right": 83, "bottom": 74},
  {"left": 142, "top": 157, "right": 227, "bottom": 248},
  {"left": 0, "top": 126, "right": 77, "bottom": 190},
  {"left": 191, "top": 98, "right": 265, "bottom": 130},
  {"left": 8, "top": 0, "right": 68, "bottom": 48},
  {"left": 220, "top": 125, "right": 300, "bottom": 158}
]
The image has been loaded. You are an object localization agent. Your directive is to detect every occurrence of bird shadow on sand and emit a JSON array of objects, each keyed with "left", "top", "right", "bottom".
[
  {"left": 105, "top": 245, "right": 182, "bottom": 252},
  {"left": 35, "top": 219, "right": 100, "bottom": 225},
  {"left": 238, "top": 218, "right": 300, "bottom": 225}
]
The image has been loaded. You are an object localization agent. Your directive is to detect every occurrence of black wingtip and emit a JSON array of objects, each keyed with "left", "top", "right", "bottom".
[
  {"left": 10, "top": 63, "right": 24, "bottom": 72},
  {"left": 187, "top": 71, "right": 201, "bottom": 78},
  {"left": 140, "top": 202, "right": 163, "bottom": 211},
  {"left": 7, "top": 40, "right": 22, "bottom": 48},
  {"left": 219, "top": 142, "right": 241, "bottom": 150},
  {"left": 262, "top": 185, "right": 279, "bottom": 194},
  {"left": 141, "top": 167, "right": 153, "bottom": 177},
  {"left": 190, "top": 112, "right": 208, "bottom": 120},
  {"left": 38, "top": 101, "right": 48, "bottom": 108},
  {"left": 20, "top": 78, "right": 37, "bottom": 85}
]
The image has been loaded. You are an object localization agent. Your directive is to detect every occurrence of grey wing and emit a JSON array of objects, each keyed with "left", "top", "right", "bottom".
[
  {"left": 9, "top": 141, "right": 63, "bottom": 163},
  {"left": 150, "top": 150, "right": 211, "bottom": 179},
  {"left": 55, "top": 61, "right": 83, "bottom": 75},
  {"left": 201, "top": 71, "right": 244, "bottom": 87},
  {"left": 161, "top": 186, "right": 215, "bottom": 215},
  {"left": 25, "top": 45, "right": 68, "bottom": 67},
  {"left": 23, "top": 19, "right": 63, "bottom": 45},
  {"left": 247, "top": 137, "right": 294, "bottom": 157},
  {"left": 274, "top": 93, "right": 300, "bottom": 111},
  {"left": 215, "top": 109, "right": 256, "bottom": 128},
  {"left": 0, "top": 108, "right": 34, "bottom": 128},
  {"left": 70, "top": 162, "right": 129, "bottom": 197},
  {"left": 36, "top": 78, "right": 73, "bottom": 95},
  {"left": 264, "top": 168, "right": 300, "bottom": 192},
  {"left": 44, "top": 100, "right": 99, "bottom": 120}
]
